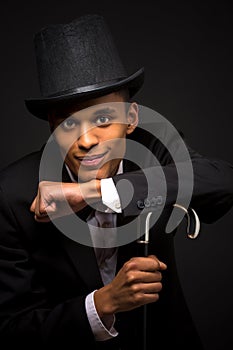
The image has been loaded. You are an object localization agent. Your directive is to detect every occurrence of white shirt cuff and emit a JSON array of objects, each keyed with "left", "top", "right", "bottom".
[
  {"left": 100, "top": 178, "right": 122, "bottom": 213},
  {"left": 85, "top": 291, "right": 118, "bottom": 341}
]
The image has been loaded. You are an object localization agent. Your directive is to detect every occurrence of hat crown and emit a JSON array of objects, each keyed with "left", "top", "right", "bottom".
[{"left": 35, "top": 14, "right": 127, "bottom": 97}]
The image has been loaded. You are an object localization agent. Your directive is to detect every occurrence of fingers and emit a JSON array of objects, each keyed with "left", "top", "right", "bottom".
[
  {"left": 30, "top": 190, "right": 52, "bottom": 222},
  {"left": 34, "top": 215, "right": 51, "bottom": 223},
  {"left": 30, "top": 197, "right": 36, "bottom": 213},
  {"left": 29, "top": 181, "right": 87, "bottom": 223},
  {"left": 139, "top": 281, "right": 163, "bottom": 294},
  {"left": 158, "top": 261, "right": 167, "bottom": 271},
  {"left": 123, "top": 256, "right": 167, "bottom": 291},
  {"left": 147, "top": 255, "right": 167, "bottom": 271},
  {"left": 128, "top": 255, "right": 167, "bottom": 273},
  {"left": 128, "top": 270, "right": 163, "bottom": 284}
]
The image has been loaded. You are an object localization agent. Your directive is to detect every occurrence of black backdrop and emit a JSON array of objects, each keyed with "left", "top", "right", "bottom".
[{"left": 1, "top": 1, "right": 233, "bottom": 349}]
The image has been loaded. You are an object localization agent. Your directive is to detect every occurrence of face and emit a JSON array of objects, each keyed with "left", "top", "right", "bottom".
[{"left": 48, "top": 92, "right": 138, "bottom": 182}]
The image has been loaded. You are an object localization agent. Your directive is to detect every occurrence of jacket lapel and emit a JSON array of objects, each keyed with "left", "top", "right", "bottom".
[
  {"left": 61, "top": 232, "right": 103, "bottom": 291},
  {"left": 116, "top": 158, "right": 139, "bottom": 271},
  {"left": 60, "top": 165, "right": 103, "bottom": 291},
  {"left": 60, "top": 158, "right": 139, "bottom": 289}
]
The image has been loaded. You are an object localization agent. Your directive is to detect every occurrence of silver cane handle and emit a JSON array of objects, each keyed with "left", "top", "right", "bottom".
[{"left": 173, "top": 204, "right": 200, "bottom": 239}]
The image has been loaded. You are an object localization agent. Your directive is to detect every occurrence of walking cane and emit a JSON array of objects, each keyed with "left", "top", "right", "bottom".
[
  {"left": 136, "top": 211, "right": 152, "bottom": 350},
  {"left": 136, "top": 205, "right": 200, "bottom": 350}
]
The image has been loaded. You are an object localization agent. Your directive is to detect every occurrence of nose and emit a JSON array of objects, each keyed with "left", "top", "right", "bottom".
[{"left": 78, "top": 126, "right": 98, "bottom": 150}]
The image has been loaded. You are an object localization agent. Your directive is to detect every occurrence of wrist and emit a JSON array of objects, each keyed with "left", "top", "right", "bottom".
[
  {"left": 94, "top": 285, "right": 116, "bottom": 317},
  {"left": 81, "top": 179, "right": 101, "bottom": 204}
]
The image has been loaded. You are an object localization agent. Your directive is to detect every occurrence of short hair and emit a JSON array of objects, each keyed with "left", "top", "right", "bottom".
[
  {"left": 48, "top": 87, "right": 130, "bottom": 121},
  {"left": 115, "top": 87, "right": 130, "bottom": 102}
]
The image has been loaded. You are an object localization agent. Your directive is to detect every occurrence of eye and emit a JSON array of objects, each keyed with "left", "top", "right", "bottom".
[
  {"left": 61, "top": 118, "right": 77, "bottom": 130},
  {"left": 95, "top": 116, "right": 111, "bottom": 126}
]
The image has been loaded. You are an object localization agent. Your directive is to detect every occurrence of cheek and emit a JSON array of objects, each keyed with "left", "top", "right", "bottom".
[
  {"left": 64, "top": 143, "right": 79, "bottom": 161},
  {"left": 111, "top": 138, "right": 126, "bottom": 158},
  {"left": 54, "top": 130, "right": 78, "bottom": 152},
  {"left": 103, "top": 126, "right": 127, "bottom": 151},
  {"left": 55, "top": 132, "right": 78, "bottom": 157}
]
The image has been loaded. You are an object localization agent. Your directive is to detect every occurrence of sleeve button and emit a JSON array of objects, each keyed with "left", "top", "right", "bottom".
[
  {"left": 144, "top": 199, "right": 151, "bottom": 207},
  {"left": 137, "top": 200, "right": 145, "bottom": 209},
  {"left": 115, "top": 201, "right": 121, "bottom": 209}
]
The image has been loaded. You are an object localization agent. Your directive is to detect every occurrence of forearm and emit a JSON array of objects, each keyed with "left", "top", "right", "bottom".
[
  {"left": 190, "top": 157, "right": 233, "bottom": 222},
  {"left": 112, "top": 157, "right": 233, "bottom": 224},
  {"left": 30, "top": 179, "right": 102, "bottom": 221},
  {"left": 0, "top": 295, "right": 95, "bottom": 346}
]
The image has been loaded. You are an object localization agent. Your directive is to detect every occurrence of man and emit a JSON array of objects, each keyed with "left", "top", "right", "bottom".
[{"left": 0, "top": 14, "right": 232, "bottom": 350}]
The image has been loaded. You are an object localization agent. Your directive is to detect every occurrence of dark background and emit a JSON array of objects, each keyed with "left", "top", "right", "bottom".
[{"left": 1, "top": 1, "right": 233, "bottom": 349}]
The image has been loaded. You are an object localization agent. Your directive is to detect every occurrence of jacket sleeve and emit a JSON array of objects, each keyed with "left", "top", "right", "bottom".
[
  {"left": 185, "top": 145, "right": 233, "bottom": 223},
  {"left": 112, "top": 131, "right": 233, "bottom": 224},
  {"left": 0, "top": 186, "right": 95, "bottom": 348}
]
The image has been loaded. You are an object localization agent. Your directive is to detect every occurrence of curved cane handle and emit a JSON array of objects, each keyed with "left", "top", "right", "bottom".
[{"left": 173, "top": 204, "right": 200, "bottom": 239}]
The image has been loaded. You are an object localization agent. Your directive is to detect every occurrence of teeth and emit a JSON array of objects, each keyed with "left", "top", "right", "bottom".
[
  {"left": 86, "top": 156, "right": 100, "bottom": 160},
  {"left": 81, "top": 156, "right": 99, "bottom": 161},
  {"left": 79, "top": 153, "right": 105, "bottom": 161}
]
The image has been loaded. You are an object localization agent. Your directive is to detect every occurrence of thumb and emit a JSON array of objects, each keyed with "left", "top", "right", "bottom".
[
  {"left": 148, "top": 255, "right": 167, "bottom": 271},
  {"left": 158, "top": 261, "right": 167, "bottom": 270}
]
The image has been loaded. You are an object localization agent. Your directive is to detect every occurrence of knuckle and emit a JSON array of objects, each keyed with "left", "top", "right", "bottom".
[
  {"left": 127, "top": 272, "right": 136, "bottom": 284},
  {"left": 131, "top": 283, "right": 140, "bottom": 294},
  {"left": 134, "top": 292, "right": 143, "bottom": 304},
  {"left": 124, "top": 260, "right": 137, "bottom": 272}
]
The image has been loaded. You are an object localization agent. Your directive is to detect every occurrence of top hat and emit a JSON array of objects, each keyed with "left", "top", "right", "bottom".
[{"left": 25, "top": 14, "right": 144, "bottom": 120}]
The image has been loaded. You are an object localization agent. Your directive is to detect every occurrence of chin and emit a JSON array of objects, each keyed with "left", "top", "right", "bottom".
[
  {"left": 77, "top": 162, "right": 115, "bottom": 182},
  {"left": 78, "top": 170, "right": 106, "bottom": 182}
]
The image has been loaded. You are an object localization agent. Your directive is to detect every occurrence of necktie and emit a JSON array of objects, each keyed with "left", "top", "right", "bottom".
[
  {"left": 92, "top": 210, "right": 117, "bottom": 265},
  {"left": 94, "top": 210, "right": 115, "bottom": 228}
]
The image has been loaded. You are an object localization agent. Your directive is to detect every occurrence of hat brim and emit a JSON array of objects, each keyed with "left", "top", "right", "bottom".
[{"left": 25, "top": 67, "right": 144, "bottom": 120}]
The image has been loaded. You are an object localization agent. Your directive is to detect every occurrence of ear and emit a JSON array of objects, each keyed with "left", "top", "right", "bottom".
[{"left": 126, "top": 102, "right": 139, "bottom": 135}]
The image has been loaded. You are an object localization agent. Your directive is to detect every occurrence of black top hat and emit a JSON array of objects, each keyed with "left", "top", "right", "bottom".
[{"left": 25, "top": 14, "right": 144, "bottom": 120}]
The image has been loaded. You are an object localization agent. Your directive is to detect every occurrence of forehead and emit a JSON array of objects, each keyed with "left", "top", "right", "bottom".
[{"left": 50, "top": 92, "right": 127, "bottom": 120}]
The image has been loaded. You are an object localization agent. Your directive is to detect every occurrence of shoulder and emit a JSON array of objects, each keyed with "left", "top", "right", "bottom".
[
  {"left": 0, "top": 150, "right": 42, "bottom": 182},
  {"left": 127, "top": 124, "right": 183, "bottom": 165},
  {"left": 0, "top": 149, "right": 42, "bottom": 203}
]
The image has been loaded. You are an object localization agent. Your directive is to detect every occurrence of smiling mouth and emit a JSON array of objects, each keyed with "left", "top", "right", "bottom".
[{"left": 75, "top": 152, "right": 108, "bottom": 167}]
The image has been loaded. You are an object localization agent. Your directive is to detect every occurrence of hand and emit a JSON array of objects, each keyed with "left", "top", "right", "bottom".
[
  {"left": 30, "top": 180, "right": 101, "bottom": 222},
  {"left": 94, "top": 255, "right": 167, "bottom": 317}
]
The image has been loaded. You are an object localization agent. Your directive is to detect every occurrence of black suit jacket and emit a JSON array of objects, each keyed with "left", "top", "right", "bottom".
[{"left": 0, "top": 126, "right": 232, "bottom": 349}]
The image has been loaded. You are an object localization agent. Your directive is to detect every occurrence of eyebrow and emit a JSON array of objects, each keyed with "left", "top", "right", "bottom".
[
  {"left": 54, "top": 106, "right": 118, "bottom": 123},
  {"left": 92, "top": 107, "right": 117, "bottom": 116}
]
